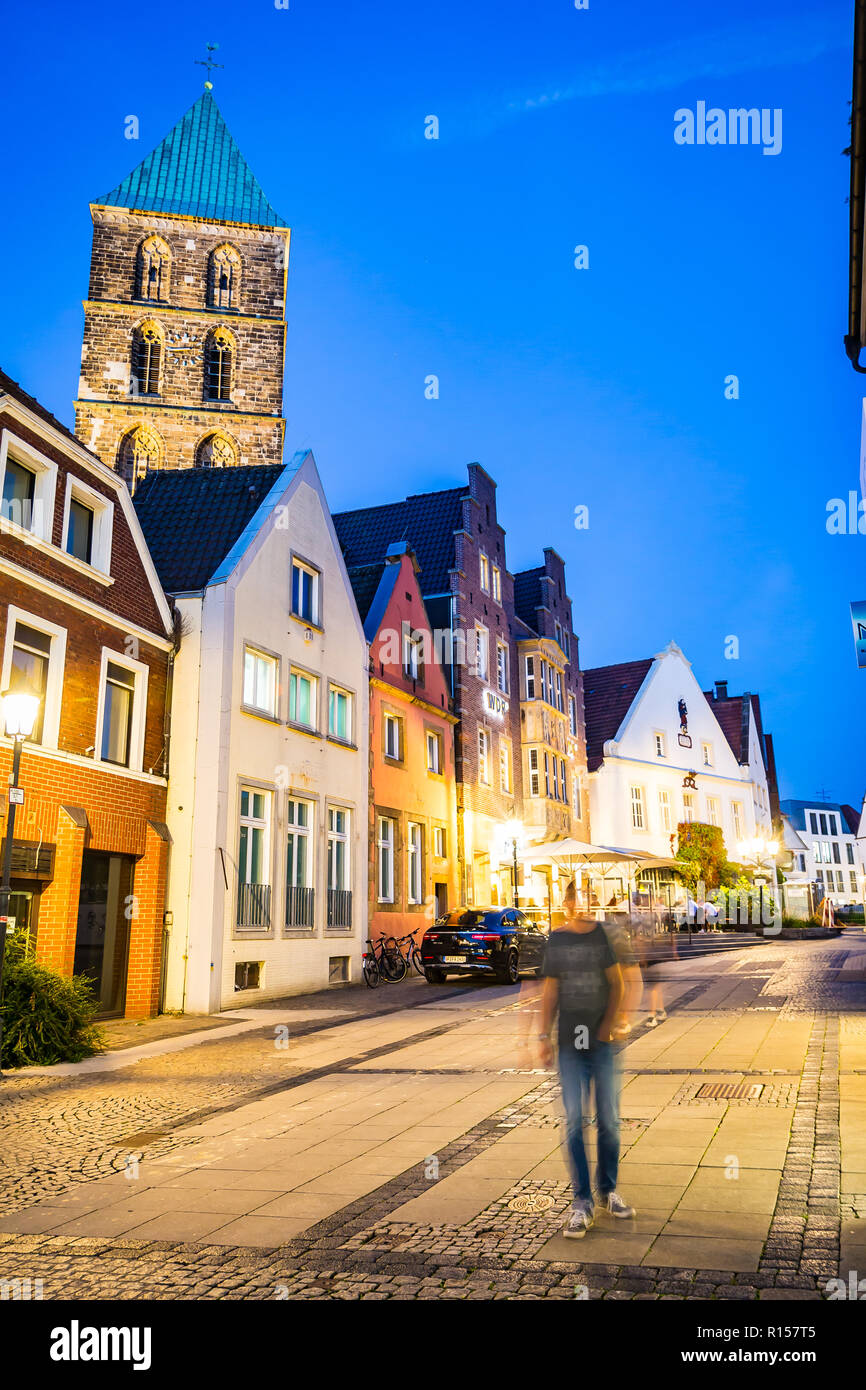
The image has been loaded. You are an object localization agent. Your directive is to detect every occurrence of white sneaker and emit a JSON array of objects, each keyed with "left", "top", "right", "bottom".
[
  {"left": 563, "top": 1201, "right": 594, "bottom": 1238},
  {"left": 656, "top": 1009, "right": 667, "bottom": 1022},
  {"left": 605, "top": 1191, "right": 636, "bottom": 1218},
  {"left": 645, "top": 1014, "right": 658, "bottom": 1028}
]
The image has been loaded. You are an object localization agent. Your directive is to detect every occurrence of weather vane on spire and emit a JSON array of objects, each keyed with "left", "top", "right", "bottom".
[{"left": 196, "top": 42, "right": 223, "bottom": 90}]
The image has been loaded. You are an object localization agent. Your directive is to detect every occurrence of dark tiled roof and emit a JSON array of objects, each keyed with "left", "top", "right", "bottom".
[
  {"left": 513, "top": 567, "right": 543, "bottom": 630},
  {"left": 345, "top": 561, "right": 387, "bottom": 624},
  {"left": 841, "top": 803, "right": 861, "bottom": 835},
  {"left": 582, "top": 658, "right": 654, "bottom": 772},
  {"left": 332, "top": 487, "right": 468, "bottom": 597},
  {"left": 97, "top": 91, "right": 287, "bottom": 227},
  {"left": 133, "top": 465, "right": 284, "bottom": 591},
  {"left": 704, "top": 691, "right": 750, "bottom": 764},
  {"left": 0, "top": 367, "right": 102, "bottom": 464}
]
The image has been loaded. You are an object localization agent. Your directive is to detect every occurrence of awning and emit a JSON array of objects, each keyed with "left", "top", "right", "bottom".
[{"left": 519, "top": 839, "right": 646, "bottom": 869}]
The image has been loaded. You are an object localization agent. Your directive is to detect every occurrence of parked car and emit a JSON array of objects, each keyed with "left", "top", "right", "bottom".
[{"left": 420, "top": 907, "right": 546, "bottom": 985}]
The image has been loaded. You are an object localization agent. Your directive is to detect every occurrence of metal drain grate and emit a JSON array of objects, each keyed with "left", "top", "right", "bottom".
[
  {"left": 507, "top": 1193, "right": 554, "bottom": 1213},
  {"left": 696, "top": 1082, "right": 764, "bottom": 1100}
]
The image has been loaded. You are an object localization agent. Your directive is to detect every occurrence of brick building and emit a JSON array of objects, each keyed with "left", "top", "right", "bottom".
[
  {"left": 346, "top": 543, "right": 459, "bottom": 943},
  {"left": 334, "top": 463, "right": 590, "bottom": 917},
  {"left": 74, "top": 89, "right": 290, "bottom": 486},
  {"left": 0, "top": 370, "right": 174, "bottom": 1017}
]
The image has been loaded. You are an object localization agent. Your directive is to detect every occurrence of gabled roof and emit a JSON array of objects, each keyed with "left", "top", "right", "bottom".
[
  {"left": 133, "top": 464, "right": 284, "bottom": 592},
  {"left": 841, "top": 803, "right": 861, "bottom": 835},
  {"left": 582, "top": 658, "right": 654, "bottom": 772},
  {"left": 96, "top": 91, "right": 287, "bottom": 227},
  {"left": 333, "top": 486, "right": 468, "bottom": 597},
  {"left": 779, "top": 799, "right": 855, "bottom": 833},
  {"left": 513, "top": 567, "right": 544, "bottom": 629},
  {"left": 0, "top": 368, "right": 102, "bottom": 464},
  {"left": 704, "top": 691, "right": 752, "bottom": 764}
]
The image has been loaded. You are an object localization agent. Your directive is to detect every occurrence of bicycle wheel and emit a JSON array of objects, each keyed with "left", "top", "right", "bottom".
[
  {"left": 409, "top": 944, "right": 425, "bottom": 976},
  {"left": 380, "top": 940, "right": 408, "bottom": 982},
  {"left": 363, "top": 955, "right": 381, "bottom": 988}
]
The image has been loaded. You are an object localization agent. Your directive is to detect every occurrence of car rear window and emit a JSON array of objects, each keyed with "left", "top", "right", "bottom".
[{"left": 435, "top": 911, "right": 501, "bottom": 929}]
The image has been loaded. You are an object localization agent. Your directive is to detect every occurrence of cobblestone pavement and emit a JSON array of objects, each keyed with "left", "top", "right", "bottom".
[{"left": 1, "top": 933, "right": 864, "bottom": 1300}]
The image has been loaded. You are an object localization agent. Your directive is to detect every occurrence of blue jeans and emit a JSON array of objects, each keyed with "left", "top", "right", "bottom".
[{"left": 557, "top": 1038, "right": 620, "bottom": 1204}]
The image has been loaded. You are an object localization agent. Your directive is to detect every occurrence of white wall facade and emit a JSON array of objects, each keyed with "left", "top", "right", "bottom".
[
  {"left": 588, "top": 643, "right": 771, "bottom": 861},
  {"left": 784, "top": 804, "right": 866, "bottom": 908},
  {"left": 163, "top": 453, "right": 369, "bottom": 1013}
]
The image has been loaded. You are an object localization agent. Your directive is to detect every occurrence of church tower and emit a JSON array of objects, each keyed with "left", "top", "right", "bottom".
[{"left": 75, "top": 89, "right": 290, "bottom": 487}]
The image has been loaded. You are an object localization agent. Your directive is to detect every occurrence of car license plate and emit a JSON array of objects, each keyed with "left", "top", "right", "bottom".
[{"left": 443, "top": 955, "right": 466, "bottom": 964}]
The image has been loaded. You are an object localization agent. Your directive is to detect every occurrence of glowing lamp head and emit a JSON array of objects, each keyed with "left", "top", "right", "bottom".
[{"left": 2, "top": 691, "right": 40, "bottom": 740}]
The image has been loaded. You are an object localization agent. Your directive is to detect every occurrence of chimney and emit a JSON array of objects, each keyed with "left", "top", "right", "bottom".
[{"left": 714, "top": 680, "right": 728, "bottom": 700}]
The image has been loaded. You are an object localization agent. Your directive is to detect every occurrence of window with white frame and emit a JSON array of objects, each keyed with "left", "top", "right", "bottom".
[
  {"left": 554, "top": 670, "right": 563, "bottom": 713},
  {"left": 385, "top": 712, "right": 402, "bottom": 760},
  {"left": 630, "top": 784, "right": 645, "bottom": 830},
  {"left": 479, "top": 553, "right": 490, "bottom": 593},
  {"left": 289, "top": 667, "right": 317, "bottom": 729},
  {"left": 828, "top": 813, "right": 838, "bottom": 835},
  {"left": 492, "top": 565, "right": 501, "bottom": 603},
  {"left": 525, "top": 656, "right": 536, "bottom": 699},
  {"left": 0, "top": 431, "right": 57, "bottom": 543},
  {"left": 732, "top": 801, "right": 744, "bottom": 842},
  {"left": 243, "top": 647, "right": 278, "bottom": 716},
  {"left": 403, "top": 628, "right": 423, "bottom": 680},
  {"left": 478, "top": 727, "right": 491, "bottom": 785},
  {"left": 97, "top": 649, "right": 148, "bottom": 769},
  {"left": 683, "top": 792, "right": 695, "bottom": 823},
  {"left": 474, "top": 624, "right": 489, "bottom": 682},
  {"left": 62, "top": 475, "right": 113, "bottom": 573},
  {"left": 239, "top": 787, "right": 270, "bottom": 885},
  {"left": 327, "top": 807, "right": 350, "bottom": 891},
  {"left": 528, "top": 747, "right": 540, "bottom": 796},
  {"left": 407, "top": 822, "right": 422, "bottom": 904},
  {"left": 2, "top": 613, "right": 67, "bottom": 746},
  {"left": 286, "top": 797, "right": 313, "bottom": 891},
  {"left": 658, "top": 788, "right": 672, "bottom": 833},
  {"left": 544, "top": 752, "right": 551, "bottom": 797},
  {"left": 426, "top": 728, "right": 442, "bottom": 773},
  {"left": 847, "top": 843, "right": 855, "bottom": 865},
  {"left": 496, "top": 641, "right": 509, "bottom": 694},
  {"left": 701, "top": 741, "right": 713, "bottom": 768},
  {"left": 654, "top": 731, "right": 666, "bottom": 758},
  {"left": 568, "top": 694, "right": 578, "bottom": 737},
  {"left": 377, "top": 816, "right": 395, "bottom": 902},
  {"left": 291, "top": 558, "right": 319, "bottom": 625},
  {"left": 560, "top": 758, "right": 567, "bottom": 803},
  {"left": 706, "top": 796, "right": 721, "bottom": 827},
  {"left": 328, "top": 684, "right": 352, "bottom": 742},
  {"left": 500, "top": 737, "right": 512, "bottom": 794},
  {"left": 573, "top": 773, "right": 582, "bottom": 820},
  {"left": 433, "top": 825, "right": 446, "bottom": 858}
]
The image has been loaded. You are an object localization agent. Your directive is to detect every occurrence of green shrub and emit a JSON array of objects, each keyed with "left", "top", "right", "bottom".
[{"left": 0, "top": 933, "right": 107, "bottom": 1069}]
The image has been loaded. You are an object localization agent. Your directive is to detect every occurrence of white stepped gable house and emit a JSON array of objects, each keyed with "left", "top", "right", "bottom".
[
  {"left": 583, "top": 642, "right": 774, "bottom": 863},
  {"left": 134, "top": 451, "right": 368, "bottom": 1012}
]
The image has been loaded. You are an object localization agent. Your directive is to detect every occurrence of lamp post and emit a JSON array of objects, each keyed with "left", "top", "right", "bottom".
[
  {"left": 0, "top": 692, "right": 41, "bottom": 1075},
  {"left": 736, "top": 835, "right": 780, "bottom": 931},
  {"left": 503, "top": 819, "right": 523, "bottom": 910}
]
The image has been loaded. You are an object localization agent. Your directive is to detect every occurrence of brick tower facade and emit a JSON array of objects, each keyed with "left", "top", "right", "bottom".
[{"left": 74, "top": 90, "right": 290, "bottom": 487}]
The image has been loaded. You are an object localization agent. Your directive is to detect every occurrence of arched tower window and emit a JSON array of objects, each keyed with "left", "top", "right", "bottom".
[
  {"left": 208, "top": 244, "right": 242, "bottom": 310},
  {"left": 204, "top": 327, "right": 233, "bottom": 401},
  {"left": 136, "top": 235, "right": 171, "bottom": 302},
  {"left": 195, "top": 433, "right": 238, "bottom": 468},
  {"left": 130, "top": 320, "right": 163, "bottom": 396},
  {"left": 118, "top": 426, "right": 163, "bottom": 491}
]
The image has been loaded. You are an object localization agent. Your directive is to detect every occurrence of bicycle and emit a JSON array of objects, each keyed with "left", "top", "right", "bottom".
[
  {"left": 362, "top": 934, "right": 408, "bottom": 988},
  {"left": 393, "top": 931, "right": 426, "bottom": 977}
]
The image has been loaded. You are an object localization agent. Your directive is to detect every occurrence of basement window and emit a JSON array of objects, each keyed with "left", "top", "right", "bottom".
[
  {"left": 329, "top": 956, "right": 350, "bottom": 984},
  {"left": 235, "top": 961, "right": 263, "bottom": 991}
]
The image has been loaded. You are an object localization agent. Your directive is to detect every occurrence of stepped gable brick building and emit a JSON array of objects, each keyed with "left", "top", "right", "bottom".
[
  {"left": 334, "top": 463, "right": 590, "bottom": 914},
  {"left": 0, "top": 369, "right": 174, "bottom": 1018},
  {"left": 74, "top": 90, "right": 290, "bottom": 487}
]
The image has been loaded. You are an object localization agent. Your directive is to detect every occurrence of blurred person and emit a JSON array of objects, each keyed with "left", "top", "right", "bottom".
[{"left": 537, "top": 881, "right": 636, "bottom": 1238}]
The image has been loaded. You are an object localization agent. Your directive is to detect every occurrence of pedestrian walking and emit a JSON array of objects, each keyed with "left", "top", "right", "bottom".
[{"left": 537, "top": 881, "right": 636, "bottom": 1238}]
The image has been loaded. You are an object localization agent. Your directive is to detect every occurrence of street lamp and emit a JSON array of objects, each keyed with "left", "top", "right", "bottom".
[
  {"left": 503, "top": 819, "right": 523, "bottom": 910},
  {"left": 736, "top": 836, "right": 780, "bottom": 929},
  {"left": 0, "top": 691, "right": 41, "bottom": 1076}
]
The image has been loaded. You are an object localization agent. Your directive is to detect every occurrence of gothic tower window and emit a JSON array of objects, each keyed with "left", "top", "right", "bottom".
[
  {"left": 136, "top": 235, "right": 171, "bottom": 302},
  {"left": 195, "top": 432, "right": 237, "bottom": 468},
  {"left": 204, "top": 327, "right": 233, "bottom": 401},
  {"left": 208, "top": 244, "right": 242, "bottom": 310},
  {"left": 118, "top": 425, "right": 163, "bottom": 491},
  {"left": 130, "top": 321, "right": 163, "bottom": 396}
]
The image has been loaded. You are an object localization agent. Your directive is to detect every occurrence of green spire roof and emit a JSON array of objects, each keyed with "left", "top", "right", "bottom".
[{"left": 96, "top": 91, "right": 287, "bottom": 227}]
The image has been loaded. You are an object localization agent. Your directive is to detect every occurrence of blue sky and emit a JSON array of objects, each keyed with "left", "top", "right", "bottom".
[{"left": 1, "top": 0, "right": 862, "bottom": 806}]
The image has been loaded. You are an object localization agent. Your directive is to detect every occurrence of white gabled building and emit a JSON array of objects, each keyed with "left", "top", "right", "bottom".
[
  {"left": 134, "top": 451, "right": 369, "bottom": 1013},
  {"left": 584, "top": 642, "right": 773, "bottom": 866},
  {"left": 778, "top": 799, "right": 866, "bottom": 909}
]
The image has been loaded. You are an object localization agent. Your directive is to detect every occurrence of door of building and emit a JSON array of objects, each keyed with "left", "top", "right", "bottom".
[
  {"left": 74, "top": 851, "right": 135, "bottom": 1015},
  {"left": 434, "top": 881, "right": 448, "bottom": 920}
]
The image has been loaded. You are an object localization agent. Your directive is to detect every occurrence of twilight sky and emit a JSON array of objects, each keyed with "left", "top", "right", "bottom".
[{"left": 0, "top": 0, "right": 862, "bottom": 806}]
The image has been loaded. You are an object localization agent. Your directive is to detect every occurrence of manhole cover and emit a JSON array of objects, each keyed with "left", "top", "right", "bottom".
[
  {"left": 507, "top": 1193, "right": 554, "bottom": 1213},
  {"left": 696, "top": 1082, "right": 764, "bottom": 1100}
]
